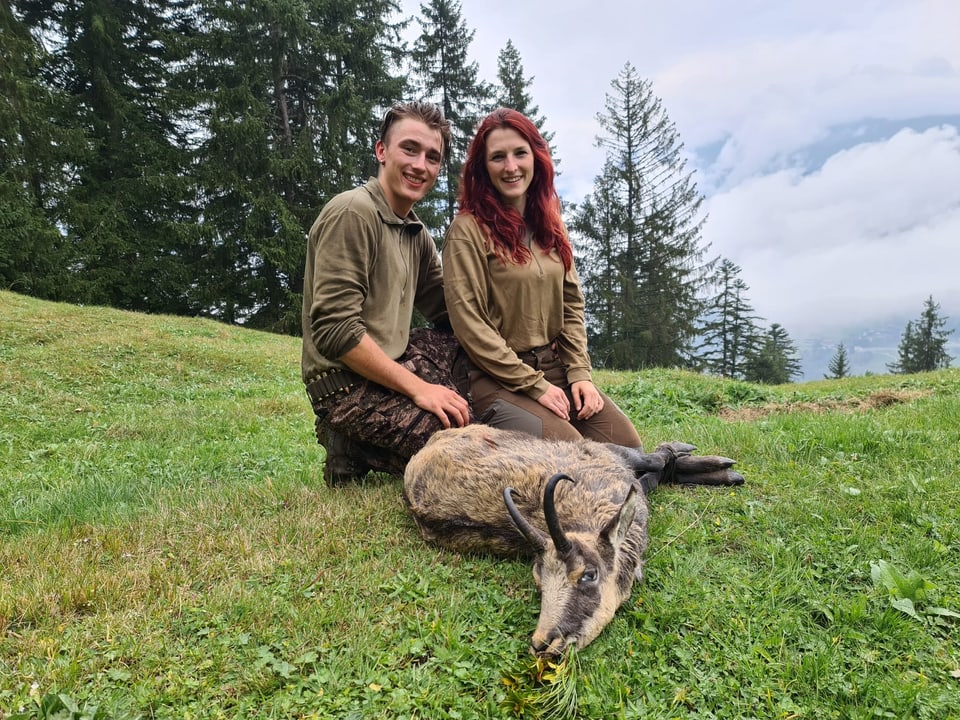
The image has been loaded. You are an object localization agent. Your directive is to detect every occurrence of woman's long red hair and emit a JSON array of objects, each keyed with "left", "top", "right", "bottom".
[{"left": 457, "top": 108, "right": 572, "bottom": 271}]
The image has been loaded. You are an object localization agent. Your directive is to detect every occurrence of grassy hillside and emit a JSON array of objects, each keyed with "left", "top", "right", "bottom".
[{"left": 2, "top": 290, "right": 958, "bottom": 719}]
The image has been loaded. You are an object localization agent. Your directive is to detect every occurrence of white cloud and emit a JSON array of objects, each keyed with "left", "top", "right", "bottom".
[
  {"left": 654, "top": 1, "right": 960, "bottom": 189},
  {"left": 704, "top": 126, "right": 960, "bottom": 336}
]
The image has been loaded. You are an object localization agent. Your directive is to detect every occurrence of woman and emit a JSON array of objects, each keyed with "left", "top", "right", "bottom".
[{"left": 443, "top": 108, "right": 641, "bottom": 446}]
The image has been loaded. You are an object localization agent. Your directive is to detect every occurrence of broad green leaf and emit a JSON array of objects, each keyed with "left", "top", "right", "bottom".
[
  {"left": 926, "top": 606, "right": 960, "bottom": 619},
  {"left": 891, "top": 597, "right": 921, "bottom": 620}
]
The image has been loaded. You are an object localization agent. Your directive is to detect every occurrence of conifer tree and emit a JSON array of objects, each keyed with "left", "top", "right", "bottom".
[
  {"left": 696, "top": 258, "right": 763, "bottom": 378},
  {"left": 825, "top": 343, "right": 852, "bottom": 379},
  {"left": 0, "top": 0, "right": 77, "bottom": 298},
  {"left": 190, "top": 0, "right": 405, "bottom": 330},
  {"left": 493, "top": 40, "right": 558, "bottom": 165},
  {"left": 887, "top": 296, "right": 954, "bottom": 373},
  {"left": 570, "top": 63, "right": 710, "bottom": 369},
  {"left": 410, "top": 0, "right": 492, "bottom": 234},
  {"left": 13, "top": 0, "right": 198, "bottom": 314},
  {"left": 573, "top": 160, "right": 629, "bottom": 366},
  {"left": 743, "top": 323, "right": 802, "bottom": 384}
]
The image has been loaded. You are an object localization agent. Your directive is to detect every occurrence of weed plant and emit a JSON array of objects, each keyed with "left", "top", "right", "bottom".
[{"left": 2, "top": 291, "right": 958, "bottom": 718}]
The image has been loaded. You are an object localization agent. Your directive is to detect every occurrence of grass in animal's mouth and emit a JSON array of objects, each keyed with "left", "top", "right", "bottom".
[{"left": 500, "top": 644, "right": 581, "bottom": 719}]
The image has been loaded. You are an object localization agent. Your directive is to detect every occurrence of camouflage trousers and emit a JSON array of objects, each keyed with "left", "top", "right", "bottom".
[{"left": 306, "top": 328, "right": 473, "bottom": 476}]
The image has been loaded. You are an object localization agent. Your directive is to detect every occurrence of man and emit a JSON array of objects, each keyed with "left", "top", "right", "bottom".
[{"left": 301, "top": 101, "right": 472, "bottom": 486}]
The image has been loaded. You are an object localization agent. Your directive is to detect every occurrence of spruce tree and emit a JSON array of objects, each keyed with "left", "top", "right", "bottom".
[
  {"left": 0, "top": 1, "right": 77, "bottom": 299},
  {"left": 743, "top": 323, "right": 802, "bottom": 384},
  {"left": 573, "top": 160, "right": 629, "bottom": 367},
  {"left": 493, "top": 39, "right": 558, "bottom": 165},
  {"left": 410, "top": 0, "right": 492, "bottom": 234},
  {"left": 189, "top": 0, "right": 405, "bottom": 330},
  {"left": 825, "top": 343, "right": 851, "bottom": 379},
  {"left": 570, "top": 63, "right": 710, "bottom": 369},
  {"left": 887, "top": 296, "right": 954, "bottom": 373},
  {"left": 696, "top": 258, "right": 763, "bottom": 378},
  {"left": 14, "top": 0, "right": 198, "bottom": 314}
]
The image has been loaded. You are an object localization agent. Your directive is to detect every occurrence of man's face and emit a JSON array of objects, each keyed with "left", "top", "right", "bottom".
[{"left": 375, "top": 118, "right": 443, "bottom": 217}]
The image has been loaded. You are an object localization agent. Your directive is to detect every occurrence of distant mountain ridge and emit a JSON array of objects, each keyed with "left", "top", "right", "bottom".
[
  {"left": 695, "top": 114, "right": 960, "bottom": 191},
  {"left": 787, "top": 114, "right": 960, "bottom": 177},
  {"left": 797, "top": 314, "right": 960, "bottom": 381}
]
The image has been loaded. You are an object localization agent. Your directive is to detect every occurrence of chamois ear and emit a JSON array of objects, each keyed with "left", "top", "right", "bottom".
[{"left": 600, "top": 484, "right": 639, "bottom": 549}]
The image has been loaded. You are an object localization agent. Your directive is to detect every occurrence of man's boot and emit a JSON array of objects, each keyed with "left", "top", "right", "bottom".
[{"left": 321, "top": 428, "right": 371, "bottom": 487}]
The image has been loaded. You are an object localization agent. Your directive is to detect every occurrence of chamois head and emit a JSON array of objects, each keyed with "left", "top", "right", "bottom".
[{"left": 504, "top": 473, "right": 641, "bottom": 658}]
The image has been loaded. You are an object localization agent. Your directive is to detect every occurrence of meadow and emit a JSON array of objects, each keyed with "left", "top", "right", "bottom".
[{"left": 1, "top": 289, "right": 958, "bottom": 719}]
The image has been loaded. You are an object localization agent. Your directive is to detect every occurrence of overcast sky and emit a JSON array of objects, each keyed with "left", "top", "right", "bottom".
[{"left": 399, "top": 0, "right": 960, "bottom": 340}]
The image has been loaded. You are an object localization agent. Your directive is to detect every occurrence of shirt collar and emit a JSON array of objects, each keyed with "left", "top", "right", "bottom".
[{"left": 364, "top": 177, "right": 425, "bottom": 234}]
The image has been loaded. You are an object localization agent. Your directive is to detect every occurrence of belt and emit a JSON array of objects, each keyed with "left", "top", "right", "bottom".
[
  {"left": 306, "top": 368, "right": 360, "bottom": 404},
  {"left": 516, "top": 341, "right": 559, "bottom": 370},
  {"left": 517, "top": 341, "right": 556, "bottom": 360}
]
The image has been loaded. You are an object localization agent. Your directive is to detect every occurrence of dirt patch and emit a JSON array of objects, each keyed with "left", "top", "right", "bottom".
[{"left": 718, "top": 389, "right": 928, "bottom": 422}]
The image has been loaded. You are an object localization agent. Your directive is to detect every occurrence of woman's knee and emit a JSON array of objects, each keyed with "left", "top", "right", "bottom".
[
  {"left": 478, "top": 396, "right": 583, "bottom": 442},
  {"left": 479, "top": 398, "right": 545, "bottom": 437},
  {"left": 578, "top": 397, "right": 642, "bottom": 447},
  {"left": 539, "top": 414, "right": 584, "bottom": 442}
]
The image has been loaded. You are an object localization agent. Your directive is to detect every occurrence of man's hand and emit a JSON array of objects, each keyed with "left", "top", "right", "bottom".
[
  {"left": 411, "top": 381, "right": 471, "bottom": 428},
  {"left": 570, "top": 380, "right": 604, "bottom": 420},
  {"left": 341, "top": 335, "right": 470, "bottom": 428}
]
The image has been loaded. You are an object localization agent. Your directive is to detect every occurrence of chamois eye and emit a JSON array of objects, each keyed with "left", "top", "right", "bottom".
[{"left": 579, "top": 568, "right": 598, "bottom": 585}]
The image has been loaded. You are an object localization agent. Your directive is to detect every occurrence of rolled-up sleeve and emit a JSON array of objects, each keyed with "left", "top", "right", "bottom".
[{"left": 307, "top": 204, "right": 372, "bottom": 361}]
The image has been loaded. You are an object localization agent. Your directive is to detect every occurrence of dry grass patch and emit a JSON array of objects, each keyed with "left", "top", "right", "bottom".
[{"left": 718, "top": 388, "right": 929, "bottom": 422}]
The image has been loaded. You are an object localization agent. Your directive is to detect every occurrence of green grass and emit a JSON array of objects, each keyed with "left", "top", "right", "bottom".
[{"left": 2, "top": 289, "right": 958, "bottom": 719}]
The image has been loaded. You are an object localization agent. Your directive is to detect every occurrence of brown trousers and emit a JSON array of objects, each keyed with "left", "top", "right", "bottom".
[{"left": 457, "top": 344, "right": 643, "bottom": 448}]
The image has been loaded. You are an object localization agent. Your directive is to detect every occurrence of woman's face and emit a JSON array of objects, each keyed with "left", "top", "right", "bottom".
[{"left": 484, "top": 127, "right": 535, "bottom": 212}]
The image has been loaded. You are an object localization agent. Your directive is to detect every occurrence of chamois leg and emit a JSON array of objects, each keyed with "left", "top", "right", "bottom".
[{"left": 632, "top": 442, "right": 745, "bottom": 493}]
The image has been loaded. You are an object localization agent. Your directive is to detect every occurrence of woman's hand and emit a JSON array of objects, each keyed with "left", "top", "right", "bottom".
[
  {"left": 571, "top": 380, "right": 604, "bottom": 420},
  {"left": 537, "top": 383, "right": 571, "bottom": 419}
]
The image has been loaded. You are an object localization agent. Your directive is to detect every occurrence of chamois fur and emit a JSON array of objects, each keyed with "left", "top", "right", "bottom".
[{"left": 403, "top": 424, "right": 656, "bottom": 657}]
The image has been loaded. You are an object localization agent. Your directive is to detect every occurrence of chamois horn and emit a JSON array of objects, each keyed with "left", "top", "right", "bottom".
[
  {"left": 543, "top": 473, "right": 574, "bottom": 555},
  {"left": 503, "top": 487, "right": 547, "bottom": 551}
]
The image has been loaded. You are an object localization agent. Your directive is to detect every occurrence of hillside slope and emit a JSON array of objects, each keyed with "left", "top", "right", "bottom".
[{"left": 2, "top": 290, "right": 959, "bottom": 719}]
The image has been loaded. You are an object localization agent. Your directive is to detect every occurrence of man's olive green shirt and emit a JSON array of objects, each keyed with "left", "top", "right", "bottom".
[{"left": 301, "top": 178, "right": 447, "bottom": 382}]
